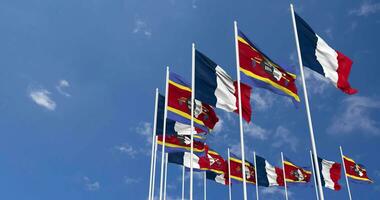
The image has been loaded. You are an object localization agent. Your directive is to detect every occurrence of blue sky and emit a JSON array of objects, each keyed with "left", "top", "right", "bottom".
[{"left": 0, "top": 0, "right": 379, "bottom": 199}]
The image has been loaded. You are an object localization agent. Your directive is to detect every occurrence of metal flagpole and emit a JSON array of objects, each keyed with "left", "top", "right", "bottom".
[
  {"left": 253, "top": 151, "right": 259, "bottom": 200},
  {"left": 281, "top": 152, "right": 289, "bottom": 200},
  {"left": 149, "top": 89, "right": 159, "bottom": 200},
  {"left": 152, "top": 135, "right": 158, "bottom": 200},
  {"left": 182, "top": 165, "right": 185, "bottom": 200},
  {"left": 164, "top": 153, "right": 168, "bottom": 200},
  {"left": 159, "top": 67, "right": 170, "bottom": 200},
  {"left": 228, "top": 148, "right": 232, "bottom": 200},
  {"left": 340, "top": 146, "right": 353, "bottom": 200},
  {"left": 204, "top": 171, "right": 207, "bottom": 200},
  {"left": 310, "top": 150, "right": 320, "bottom": 200},
  {"left": 190, "top": 43, "right": 195, "bottom": 200},
  {"left": 290, "top": 4, "right": 325, "bottom": 200},
  {"left": 233, "top": 20, "right": 248, "bottom": 200}
]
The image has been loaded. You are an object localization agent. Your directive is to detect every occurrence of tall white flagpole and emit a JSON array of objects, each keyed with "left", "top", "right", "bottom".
[
  {"left": 253, "top": 151, "right": 259, "bottom": 200},
  {"left": 152, "top": 135, "right": 158, "bottom": 200},
  {"left": 159, "top": 67, "right": 170, "bottom": 200},
  {"left": 281, "top": 152, "right": 289, "bottom": 200},
  {"left": 290, "top": 4, "right": 325, "bottom": 200},
  {"left": 164, "top": 153, "right": 168, "bottom": 200},
  {"left": 233, "top": 20, "right": 248, "bottom": 200},
  {"left": 204, "top": 171, "right": 207, "bottom": 200},
  {"left": 182, "top": 165, "right": 185, "bottom": 200},
  {"left": 228, "top": 148, "right": 232, "bottom": 200},
  {"left": 190, "top": 43, "right": 195, "bottom": 200},
  {"left": 310, "top": 150, "right": 320, "bottom": 200},
  {"left": 149, "top": 88, "right": 159, "bottom": 200},
  {"left": 340, "top": 146, "right": 353, "bottom": 200}
]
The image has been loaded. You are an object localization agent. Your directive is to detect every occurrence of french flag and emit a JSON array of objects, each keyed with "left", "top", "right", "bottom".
[
  {"left": 317, "top": 157, "right": 342, "bottom": 191},
  {"left": 256, "top": 155, "right": 284, "bottom": 187},
  {"left": 295, "top": 12, "right": 357, "bottom": 95},
  {"left": 167, "top": 152, "right": 210, "bottom": 170},
  {"left": 195, "top": 50, "right": 252, "bottom": 122}
]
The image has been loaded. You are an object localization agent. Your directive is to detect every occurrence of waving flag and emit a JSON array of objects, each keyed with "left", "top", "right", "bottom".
[
  {"left": 255, "top": 155, "right": 284, "bottom": 187},
  {"left": 238, "top": 30, "right": 300, "bottom": 103},
  {"left": 317, "top": 157, "right": 342, "bottom": 190},
  {"left": 157, "top": 135, "right": 205, "bottom": 153},
  {"left": 195, "top": 50, "right": 252, "bottom": 122},
  {"left": 205, "top": 147, "right": 228, "bottom": 175},
  {"left": 168, "top": 72, "right": 219, "bottom": 133},
  {"left": 229, "top": 154, "right": 256, "bottom": 184},
  {"left": 283, "top": 158, "right": 312, "bottom": 184},
  {"left": 206, "top": 171, "right": 229, "bottom": 185},
  {"left": 343, "top": 155, "right": 373, "bottom": 183},
  {"left": 157, "top": 94, "right": 205, "bottom": 136},
  {"left": 294, "top": 13, "right": 357, "bottom": 95},
  {"left": 168, "top": 151, "right": 210, "bottom": 170}
]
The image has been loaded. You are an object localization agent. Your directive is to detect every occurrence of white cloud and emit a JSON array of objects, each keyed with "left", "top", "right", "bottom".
[
  {"left": 133, "top": 19, "right": 152, "bottom": 37},
  {"left": 124, "top": 177, "right": 141, "bottom": 184},
  {"left": 324, "top": 28, "right": 333, "bottom": 39},
  {"left": 244, "top": 122, "right": 269, "bottom": 140},
  {"left": 328, "top": 96, "right": 380, "bottom": 135},
  {"left": 302, "top": 67, "right": 330, "bottom": 95},
  {"left": 271, "top": 126, "right": 299, "bottom": 152},
  {"left": 213, "top": 119, "right": 223, "bottom": 134},
  {"left": 56, "top": 79, "right": 71, "bottom": 97},
  {"left": 115, "top": 143, "right": 138, "bottom": 158},
  {"left": 261, "top": 187, "right": 292, "bottom": 197},
  {"left": 350, "top": 1, "right": 380, "bottom": 16},
  {"left": 191, "top": 0, "right": 198, "bottom": 9},
  {"left": 29, "top": 88, "right": 56, "bottom": 111},
  {"left": 83, "top": 176, "right": 100, "bottom": 191},
  {"left": 136, "top": 122, "right": 153, "bottom": 143}
]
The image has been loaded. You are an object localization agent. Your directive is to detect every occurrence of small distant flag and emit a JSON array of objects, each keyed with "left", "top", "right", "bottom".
[
  {"left": 238, "top": 30, "right": 300, "bottom": 103},
  {"left": 195, "top": 50, "right": 252, "bottom": 122},
  {"left": 317, "top": 157, "right": 342, "bottom": 190},
  {"left": 283, "top": 158, "right": 312, "bottom": 184},
  {"left": 294, "top": 13, "right": 357, "bottom": 95},
  {"left": 206, "top": 171, "right": 229, "bottom": 185},
  {"left": 255, "top": 155, "right": 284, "bottom": 187},
  {"left": 229, "top": 154, "right": 256, "bottom": 184},
  {"left": 343, "top": 155, "right": 373, "bottom": 183},
  {"left": 168, "top": 151, "right": 210, "bottom": 170},
  {"left": 168, "top": 72, "right": 219, "bottom": 133},
  {"left": 157, "top": 135, "right": 205, "bottom": 153}
]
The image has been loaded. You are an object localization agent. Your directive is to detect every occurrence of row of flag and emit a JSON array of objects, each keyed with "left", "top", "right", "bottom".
[{"left": 148, "top": 4, "right": 367, "bottom": 200}]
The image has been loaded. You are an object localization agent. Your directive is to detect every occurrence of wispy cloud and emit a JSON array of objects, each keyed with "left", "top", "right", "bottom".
[
  {"left": 124, "top": 177, "right": 141, "bottom": 184},
  {"left": 29, "top": 88, "right": 56, "bottom": 111},
  {"left": 350, "top": 1, "right": 380, "bottom": 16},
  {"left": 56, "top": 79, "right": 71, "bottom": 97},
  {"left": 83, "top": 176, "right": 100, "bottom": 191},
  {"left": 244, "top": 122, "right": 269, "bottom": 140},
  {"left": 114, "top": 143, "right": 138, "bottom": 158},
  {"left": 191, "top": 0, "right": 198, "bottom": 9},
  {"left": 136, "top": 122, "right": 153, "bottom": 143},
  {"left": 272, "top": 126, "right": 299, "bottom": 152},
  {"left": 302, "top": 67, "right": 330, "bottom": 95},
  {"left": 132, "top": 19, "right": 152, "bottom": 37},
  {"left": 328, "top": 96, "right": 380, "bottom": 135},
  {"left": 261, "top": 187, "right": 292, "bottom": 197}
]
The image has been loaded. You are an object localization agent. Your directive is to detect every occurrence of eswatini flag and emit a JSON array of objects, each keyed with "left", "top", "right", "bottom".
[
  {"left": 318, "top": 157, "right": 342, "bottom": 190},
  {"left": 195, "top": 50, "right": 252, "bottom": 122},
  {"left": 343, "top": 155, "right": 373, "bottom": 183},
  {"left": 255, "top": 155, "right": 284, "bottom": 187},
  {"left": 283, "top": 158, "right": 312, "bottom": 184},
  {"left": 295, "top": 12, "right": 357, "bottom": 95},
  {"left": 156, "top": 135, "right": 205, "bottom": 153},
  {"left": 229, "top": 154, "right": 256, "bottom": 184}
]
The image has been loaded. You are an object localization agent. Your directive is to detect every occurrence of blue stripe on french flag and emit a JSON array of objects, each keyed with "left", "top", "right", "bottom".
[
  {"left": 295, "top": 13, "right": 357, "bottom": 95},
  {"left": 256, "top": 155, "right": 282, "bottom": 187}
]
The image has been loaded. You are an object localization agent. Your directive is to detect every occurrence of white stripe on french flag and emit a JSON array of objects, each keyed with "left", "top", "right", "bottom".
[
  {"left": 295, "top": 12, "right": 357, "bottom": 95},
  {"left": 256, "top": 155, "right": 284, "bottom": 187},
  {"left": 318, "top": 157, "right": 342, "bottom": 191}
]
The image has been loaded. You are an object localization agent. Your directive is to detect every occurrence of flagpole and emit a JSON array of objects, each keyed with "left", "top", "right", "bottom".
[
  {"left": 234, "top": 20, "right": 248, "bottom": 200},
  {"left": 182, "top": 165, "right": 185, "bottom": 200},
  {"left": 159, "top": 67, "right": 170, "bottom": 200},
  {"left": 340, "top": 146, "right": 353, "bottom": 200},
  {"left": 290, "top": 4, "right": 325, "bottom": 200},
  {"left": 281, "top": 152, "right": 289, "bottom": 200},
  {"left": 148, "top": 88, "right": 159, "bottom": 200},
  {"left": 310, "top": 150, "right": 320, "bottom": 200},
  {"left": 152, "top": 135, "right": 158, "bottom": 200},
  {"left": 190, "top": 42, "right": 195, "bottom": 200},
  {"left": 204, "top": 171, "right": 207, "bottom": 200},
  {"left": 164, "top": 153, "right": 168, "bottom": 200},
  {"left": 253, "top": 151, "right": 259, "bottom": 200},
  {"left": 228, "top": 148, "right": 232, "bottom": 200}
]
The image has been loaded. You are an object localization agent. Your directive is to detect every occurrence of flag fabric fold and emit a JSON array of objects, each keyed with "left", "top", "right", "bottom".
[
  {"left": 255, "top": 155, "right": 284, "bottom": 187},
  {"left": 157, "top": 135, "right": 205, "bottom": 153},
  {"left": 238, "top": 30, "right": 300, "bottom": 103},
  {"left": 343, "top": 155, "right": 373, "bottom": 183},
  {"left": 229, "top": 154, "right": 256, "bottom": 184},
  {"left": 168, "top": 151, "right": 210, "bottom": 170},
  {"left": 206, "top": 171, "right": 229, "bottom": 185},
  {"left": 317, "top": 157, "right": 342, "bottom": 190},
  {"left": 195, "top": 50, "right": 252, "bottom": 122},
  {"left": 294, "top": 12, "right": 357, "bottom": 95},
  {"left": 283, "top": 158, "right": 312, "bottom": 184}
]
